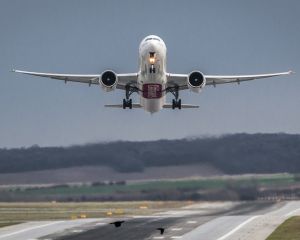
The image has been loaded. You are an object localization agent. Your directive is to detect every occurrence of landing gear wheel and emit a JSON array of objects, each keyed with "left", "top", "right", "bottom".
[
  {"left": 172, "top": 99, "right": 182, "bottom": 109},
  {"left": 123, "top": 99, "right": 132, "bottom": 109},
  {"left": 129, "top": 99, "right": 132, "bottom": 109}
]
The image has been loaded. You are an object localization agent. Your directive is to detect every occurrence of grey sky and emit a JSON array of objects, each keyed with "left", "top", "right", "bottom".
[{"left": 0, "top": 0, "right": 299, "bottom": 148}]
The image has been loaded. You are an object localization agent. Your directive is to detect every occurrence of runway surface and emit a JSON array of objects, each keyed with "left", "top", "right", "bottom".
[{"left": 1, "top": 201, "right": 300, "bottom": 240}]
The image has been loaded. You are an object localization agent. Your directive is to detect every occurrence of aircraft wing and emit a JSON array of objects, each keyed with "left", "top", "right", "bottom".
[
  {"left": 12, "top": 70, "right": 138, "bottom": 89},
  {"left": 167, "top": 71, "right": 293, "bottom": 89},
  {"left": 205, "top": 71, "right": 293, "bottom": 86}
]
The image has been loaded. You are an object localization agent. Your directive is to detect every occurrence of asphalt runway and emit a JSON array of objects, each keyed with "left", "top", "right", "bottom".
[{"left": 1, "top": 201, "right": 300, "bottom": 240}]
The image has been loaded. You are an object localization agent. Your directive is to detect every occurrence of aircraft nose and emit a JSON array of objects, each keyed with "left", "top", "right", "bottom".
[{"left": 146, "top": 42, "right": 160, "bottom": 52}]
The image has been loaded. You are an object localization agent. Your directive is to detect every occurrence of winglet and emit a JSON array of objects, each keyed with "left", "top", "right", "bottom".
[
  {"left": 11, "top": 69, "right": 16, "bottom": 73},
  {"left": 289, "top": 70, "right": 295, "bottom": 74}
]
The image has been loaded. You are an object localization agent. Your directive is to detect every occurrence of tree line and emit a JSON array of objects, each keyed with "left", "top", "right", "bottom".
[{"left": 0, "top": 133, "right": 299, "bottom": 174}]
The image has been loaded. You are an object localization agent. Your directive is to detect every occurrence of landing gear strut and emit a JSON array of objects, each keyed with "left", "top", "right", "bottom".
[
  {"left": 123, "top": 85, "right": 138, "bottom": 109},
  {"left": 168, "top": 86, "right": 182, "bottom": 110}
]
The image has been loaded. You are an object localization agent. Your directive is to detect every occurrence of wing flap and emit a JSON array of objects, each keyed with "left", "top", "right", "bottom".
[
  {"left": 13, "top": 69, "right": 100, "bottom": 85},
  {"left": 13, "top": 69, "right": 139, "bottom": 88},
  {"left": 205, "top": 71, "right": 293, "bottom": 86},
  {"left": 166, "top": 71, "right": 293, "bottom": 89}
]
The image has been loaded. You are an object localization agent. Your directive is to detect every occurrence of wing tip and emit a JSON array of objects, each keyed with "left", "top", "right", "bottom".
[{"left": 289, "top": 70, "right": 295, "bottom": 75}]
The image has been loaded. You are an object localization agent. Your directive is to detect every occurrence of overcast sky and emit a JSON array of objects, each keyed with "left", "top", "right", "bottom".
[{"left": 0, "top": 0, "right": 299, "bottom": 148}]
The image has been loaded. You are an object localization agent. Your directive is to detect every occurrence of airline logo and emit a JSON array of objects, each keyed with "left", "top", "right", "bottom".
[{"left": 143, "top": 84, "right": 162, "bottom": 99}]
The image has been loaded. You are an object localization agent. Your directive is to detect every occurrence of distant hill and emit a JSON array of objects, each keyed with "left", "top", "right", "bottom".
[{"left": 0, "top": 133, "right": 299, "bottom": 175}]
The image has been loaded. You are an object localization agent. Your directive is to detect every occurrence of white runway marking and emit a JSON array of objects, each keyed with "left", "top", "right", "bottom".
[
  {"left": 71, "top": 229, "right": 83, "bottom": 233},
  {"left": 171, "top": 236, "right": 182, "bottom": 239},
  {"left": 216, "top": 216, "right": 258, "bottom": 240},
  {"left": 0, "top": 221, "right": 64, "bottom": 239},
  {"left": 171, "top": 228, "right": 182, "bottom": 231},
  {"left": 95, "top": 222, "right": 106, "bottom": 226},
  {"left": 187, "top": 221, "right": 197, "bottom": 224},
  {"left": 153, "top": 237, "right": 165, "bottom": 239},
  {"left": 285, "top": 207, "right": 300, "bottom": 217}
]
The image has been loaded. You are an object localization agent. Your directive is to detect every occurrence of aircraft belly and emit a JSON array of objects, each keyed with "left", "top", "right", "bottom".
[{"left": 141, "top": 96, "right": 165, "bottom": 113}]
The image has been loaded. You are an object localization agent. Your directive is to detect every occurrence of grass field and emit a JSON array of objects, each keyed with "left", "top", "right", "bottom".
[
  {"left": 0, "top": 222, "right": 21, "bottom": 228},
  {"left": 5, "top": 173, "right": 296, "bottom": 196},
  {"left": 267, "top": 216, "right": 300, "bottom": 240},
  {"left": 0, "top": 201, "right": 188, "bottom": 224}
]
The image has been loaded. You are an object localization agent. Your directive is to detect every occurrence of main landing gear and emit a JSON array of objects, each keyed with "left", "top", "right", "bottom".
[
  {"left": 172, "top": 99, "right": 181, "bottom": 110},
  {"left": 168, "top": 86, "right": 182, "bottom": 109},
  {"left": 123, "top": 99, "right": 132, "bottom": 109},
  {"left": 123, "top": 85, "right": 138, "bottom": 109}
]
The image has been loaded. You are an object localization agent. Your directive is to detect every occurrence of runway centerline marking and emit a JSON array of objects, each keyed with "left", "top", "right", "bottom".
[
  {"left": 0, "top": 221, "right": 64, "bottom": 239},
  {"left": 285, "top": 207, "right": 300, "bottom": 217},
  {"left": 95, "top": 222, "right": 106, "bottom": 226},
  {"left": 153, "top": 237, "right": 164, "bottom": 239},
  {"left": 187, "top": 221, "right": 197, "bottom": 224},
  {"left": 171, "top": 236, "right": 182, "bottom": 239},
  {"left": 216, "top": 216, "right": 259, "bottom": 240},
  {"left": 171, "top": 228, "right": 182, "bottom": 231}
]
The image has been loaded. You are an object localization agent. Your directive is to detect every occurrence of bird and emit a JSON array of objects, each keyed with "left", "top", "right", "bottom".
[
  {"left": 110, "top": 221, "right": 125, "bottom": 228},
  {"left": 156, "top": 227, "right": 165, "bottom": 235}
]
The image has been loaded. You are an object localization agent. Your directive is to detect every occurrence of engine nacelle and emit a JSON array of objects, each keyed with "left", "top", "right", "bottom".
[
  {"left": 187, "top": 71, "right": 206, "bottom": 93},
  {"left": 99, "top": 70, "right": 118, "bottom": 92}
]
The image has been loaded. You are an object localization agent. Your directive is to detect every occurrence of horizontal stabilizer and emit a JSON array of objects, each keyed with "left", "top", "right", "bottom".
[
  {"left": 105, "top": 103, "right": 142, "bottom": 108},
  {"left": 163, "top": 104, "right": 199, "bottom": 109}
]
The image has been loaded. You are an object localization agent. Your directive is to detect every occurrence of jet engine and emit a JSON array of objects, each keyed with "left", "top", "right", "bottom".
[
  {"left": 99, "top": 70, "right": 118, "bottom": 91},
  {"left": 187, "top": 71, "right": 206, "bottom": 93}
]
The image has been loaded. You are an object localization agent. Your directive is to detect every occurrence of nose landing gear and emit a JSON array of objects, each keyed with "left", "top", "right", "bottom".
[{"left": 149, "top": 64, "right": 156, "bottom": 74}]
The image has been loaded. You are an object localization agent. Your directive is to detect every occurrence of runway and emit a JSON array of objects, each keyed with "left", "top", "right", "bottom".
[{"left": 1, "top": 201, "right": 300, "bottom": 240}]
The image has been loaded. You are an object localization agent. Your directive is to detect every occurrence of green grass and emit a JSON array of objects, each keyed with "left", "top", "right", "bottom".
[
  {"left": 8, "top": 173, "right": 296, "bottom": 196},
  {"left": 267, "top": 216, "right": 300, "bottom": 240},
  {"left": 0, "top": 222, "right": 22, "bottom": 228},
  {"left": 1, "top": 173, "right": 297, "bottom": 202}
]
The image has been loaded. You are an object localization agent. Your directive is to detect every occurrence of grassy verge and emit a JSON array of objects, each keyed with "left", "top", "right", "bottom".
[
  {"left": 6, "top": 173, "right": 296, "bottom": 195},
  {"left": 0, "top": 201, "right": 189, "bottom": 222},
  {"left": 0, "top": 222, "right": 22, "bottom": 228},
  {"left": 267, "top": 216, "right": 300, "bottom": 240},
  {"left": 0, "top": 173, "right": 298, "bottom": 201}
]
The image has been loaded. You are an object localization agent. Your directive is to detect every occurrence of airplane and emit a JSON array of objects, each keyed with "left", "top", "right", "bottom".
[{"left": 13, "top": 35, "right": 293, "bottom": 113}]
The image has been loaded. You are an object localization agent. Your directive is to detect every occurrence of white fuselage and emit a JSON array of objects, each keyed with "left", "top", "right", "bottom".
[{"left": 138, "top": 35, "right": 167, "bottom": 113}]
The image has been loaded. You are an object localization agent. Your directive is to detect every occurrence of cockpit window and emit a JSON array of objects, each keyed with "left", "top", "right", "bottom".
[{"left": 145, "top": 37, "right": 160, "bottom": 42}]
